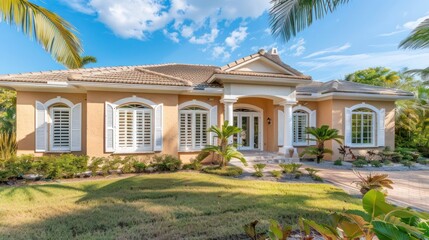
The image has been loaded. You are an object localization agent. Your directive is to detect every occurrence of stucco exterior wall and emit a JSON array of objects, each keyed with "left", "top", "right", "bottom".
[{"left": 16, "top": 91, "right": 87, "bottom": 156}]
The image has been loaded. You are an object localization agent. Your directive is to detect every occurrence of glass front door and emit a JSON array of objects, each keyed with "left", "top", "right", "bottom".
[{"left": 233, "top": 111, "right": 261, "bottom": 150}]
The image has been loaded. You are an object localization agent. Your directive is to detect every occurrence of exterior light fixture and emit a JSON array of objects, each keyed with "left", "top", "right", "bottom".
[{"left": 267, "top": 117, "right": 272, "bottom": 125}]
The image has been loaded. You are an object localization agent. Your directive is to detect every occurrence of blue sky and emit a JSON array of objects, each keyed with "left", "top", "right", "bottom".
[{"left": 0, "top": 0, "right": 428, "bottom": 81}]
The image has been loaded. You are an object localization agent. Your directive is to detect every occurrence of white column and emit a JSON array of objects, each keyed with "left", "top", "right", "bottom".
[
  {"left": 221, "top": 98, "right": 237, "bottom": 143},
  {"left": 221, "top": 99, "right": 237, "bottom": 126},
  {"left": 279, "top": 102, "right": 298, "bottom": 157}
]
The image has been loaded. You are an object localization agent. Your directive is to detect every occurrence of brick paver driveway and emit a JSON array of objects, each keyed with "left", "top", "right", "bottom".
[{"left": 308, "top": 165, "right": 429, "bottom": 212}]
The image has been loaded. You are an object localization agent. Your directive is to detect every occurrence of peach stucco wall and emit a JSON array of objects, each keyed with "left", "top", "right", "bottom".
[
  {"left": 15, "top": 91, "right": 396, "bottom": 162},
  {"left": 16, "top": 91, "right": 87, "bottom": 156}
]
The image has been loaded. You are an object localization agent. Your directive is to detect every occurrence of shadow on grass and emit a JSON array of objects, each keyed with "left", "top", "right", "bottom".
[{"left": 1, "top": 173, "right": 361, "bottom": 239}]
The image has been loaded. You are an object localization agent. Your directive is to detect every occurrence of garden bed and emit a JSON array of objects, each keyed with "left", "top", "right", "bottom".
[{"left": 303, "top": 160, "right": 429, "bottom": 171}]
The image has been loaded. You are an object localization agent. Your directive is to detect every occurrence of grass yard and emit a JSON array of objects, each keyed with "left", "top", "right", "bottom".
[{"left": 0, "top": 172, "right": 361, "bottom": 240}]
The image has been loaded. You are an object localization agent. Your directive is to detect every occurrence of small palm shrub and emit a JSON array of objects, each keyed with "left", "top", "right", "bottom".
[
  {"left": 150, "top": 155, "right": 182, "bottom": 172},
  {"left": 279, "top": 163, "right": 302, "bottom": 174},
  {"left": 305, "top": 167, "right": 322, "bottom": 181},
  {"left": 370, "top": 160, "right": 382, "bottom": 168},
  {"left": 333, "top": 159, "right": 342, "bottom": 166},
  {"left": 270, "top": 170, "right": 282, "bottom": 179},
  {"left": 353, "top": 171, "right": 393, "bottom": 195},
  {"left": 253, "top": 163, "right": 266, "bottom": 177},
  {"left": 352, "top": 159, "right": 367, "bottom": 168},
  {"left": 301, "top": 125, "right": 343, "bottom": 163}
]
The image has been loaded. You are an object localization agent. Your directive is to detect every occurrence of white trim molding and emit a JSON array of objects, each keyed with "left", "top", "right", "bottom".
[{"left": 113, "top": 95, "right": 157, "bottom": 109}]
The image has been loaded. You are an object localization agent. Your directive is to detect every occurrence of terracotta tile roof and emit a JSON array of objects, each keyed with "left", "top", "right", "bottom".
[
  {"left": 297, "top": 80, "right": 414, "bottom": 96},
  {"left": 213, "top": 69, "right": 312, "bottom": 80}
]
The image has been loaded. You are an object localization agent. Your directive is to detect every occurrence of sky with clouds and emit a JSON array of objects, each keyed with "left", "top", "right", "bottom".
[{"left": 0, "top": 0, "right": 428, "bottom": 81}]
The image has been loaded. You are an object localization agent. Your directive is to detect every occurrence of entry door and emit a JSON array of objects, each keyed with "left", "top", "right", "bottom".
[{"left": 233, "top": 112, "right": 261, "bottom": 150}]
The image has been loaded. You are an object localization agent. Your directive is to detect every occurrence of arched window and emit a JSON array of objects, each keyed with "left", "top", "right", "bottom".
[
  {"left": 179, "top": 106, "right": 209, "bottom": 150},
  {"left": 293, "top": 110, "right": 309, "bottom": 145},
  {"left": 49, "top": 103, "right": 71, "bottom": 151},
  {"left": 116, "top": 103, "right": 152, "bottom": 152},
  {"left": 35, "top": 97, "right": 82, "bottom": 152},
  {"left": 351, "top": 108, "right": 375, "bottom": 145},
  {"left": 345, "top": 103, "right": 385, "bottom": 147},
  {"left": 105, "top": 96, "right": 163, "bottom": 153}
]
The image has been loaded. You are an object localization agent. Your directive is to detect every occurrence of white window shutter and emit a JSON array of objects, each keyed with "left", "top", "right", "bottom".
[
  {"left": 309, "top": 110, "right": 317, "bottom": 145},
  {"left": 154, "top": 104, "right": 163, "bottom": 151},
  {"left": 71, "top": 103, "right": 82, "bottom": 151},
  {"left": 344, "top": 107, "right": 352, "bottom": 146},
  {"left": 277, "top": 110, "right": 284, "bottom": 146},
  {"left": 35, "top": 101, "right": 47, "bottom": 152},
  {"left": 105, "top": 102, "right": 116, "bottom": 152},
  {"left": 209, "top": 105, "right": 218, "bottom": 145},
  {"left": 377, "top": 108, "right": 385, "bottom": 147}
]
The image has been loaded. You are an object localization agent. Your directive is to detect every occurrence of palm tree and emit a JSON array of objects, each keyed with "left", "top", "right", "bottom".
[
  {"left": 400, "top": 18, "right": 429, "bottom": 50},
  {"left": 80, "top": 56, "right": 97, "bottom": 68},
  {"left": 269, "top": 0, "right": 350, "bottom": 42},
  {"left": 300, "top": 125, "right": 343, "bottom": 163},
  {"left": 203, "top": 121, "right": 247, "bottom": 168},
  {"left": 1, "top": 0, "right": 82, "bottom": 68}
]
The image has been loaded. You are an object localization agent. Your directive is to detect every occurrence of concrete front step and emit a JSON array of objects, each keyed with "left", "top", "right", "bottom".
[{"left": 241, "top": 151, "right": 300, "bottom": 163}]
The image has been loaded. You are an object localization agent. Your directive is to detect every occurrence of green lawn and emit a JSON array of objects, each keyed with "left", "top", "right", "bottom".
[{"left": 0, "top": 172, "right": 361, "bottom": 239}]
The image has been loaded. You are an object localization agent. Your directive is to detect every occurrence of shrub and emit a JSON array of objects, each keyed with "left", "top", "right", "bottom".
[
  {"left": 401, "top": 160, "right": 414, "bottom": 168},
  {"left": 305, "top": 167, "right": 322, "bottom": 181},
  {"left": 121, "top": 156, "right": 138, "bottom": 173},
  {"left": 151, "top": 155, "right": 182, "bottom": 172},
  {"left": 88, "top": 157, "right": 105, "bottom": 176},
  {"left": 418, "top": 158, "right": 429, "bottom": 165},
  {"left": 202, "top": 166, "right": 243, "bottom": 177},
  {"left": 182, "top": 158, "right": 203, "bottom": 171},
  {"left": 356, "top": 155, "right": 366, "bottom": 161},
  {"left": 333, "top": 159, "right": 343, "bottom": 166},
  {"left": 130, "top": 161, "right": 144, "bottom": 173},
  {"left": 383, "top": 159, "right": 393, "bottom": 165},
  {"left": 270, "top": 170, "right": 282, "bottom": 179},
  {"left": 391, "top": 153, "right": 403, "bottom": 163},
  {"left": 352, "top": 159, "right": 367, "bottom": 168},
  {"left": 370, "top": 160, "right": 382, "bottom": 168},
  {"left": 279, "top": 163, "right": 302, "bottom": 174},
  {"left": 252, "top": 163, "right": 266, "bottom": 177},
  {"left": 353, "top": 171, "right": 393, "bottom": 195}
]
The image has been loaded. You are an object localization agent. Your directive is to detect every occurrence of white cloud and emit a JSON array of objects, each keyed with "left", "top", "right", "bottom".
[
  {"left": 60, "top": 0, "right": 269, "bottom": 42},
  {"left": 225, "top": 27, "right": 248, "bottom": 51},
  {"left": 163, "top": 30, "right": 180, "bottom": 43},
  {"left": 264, "top": 28, "right": 271, "bottom": 34},
  {"left": 212, "top": 46, "right": 231, "bottom": 61},
  {"left": 304, "top": 43, "right": 351, "bottom": 59},
  {"left": 289, "top": 38, "right": 306, "bottom": 56},
  {"left": 189, "top": 28, "right": 219, "bottom": 44},
  {"left": 379, "top": 15, "right": 429, "bottom": 37},
  {"left": 298, "top": 50, "right": 429, "bottom": 76}
]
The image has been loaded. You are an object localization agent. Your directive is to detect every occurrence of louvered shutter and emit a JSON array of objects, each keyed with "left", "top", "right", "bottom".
[
  {"left": 377, "top": 109, "right": 385, "bottom": 147},
  {"left": 209, "top": 106, "right": 218, "bottom": 145},
  {"left": 71, "top": 103, "right": 82, "bottom": 151},
  {"left": 344, "top": 108, "right": 352, "bottom": 146},
  {"left": 309, "top": 110, "right": 317, "bottom": 145},
  {"left": 105, "top": 102, "right": 116, "bottom": 152},
  {"left": 51, "top": 107, "right": 71, "bottom": 151},
  {"left": 179, "top": 112, "right": 192, "bottom": 150},
  {"left": 277, "top": 110, "right": 284, "bottom": 146},
  {"left": 35, "top": 101, "right": 47, "bottom": 152},
  {"left": 195, "top": 112, "right": 208, "bottom": 148},
  {"left": 154, "top": 104, "right": 163, "bottom": 151}
]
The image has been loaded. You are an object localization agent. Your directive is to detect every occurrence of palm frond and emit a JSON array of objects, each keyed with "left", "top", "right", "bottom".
[
  {"left": 80, "top": 55, "right": 97, "bottom": 68},
  {"left": 400, "top": 18, "right": 429, "bottom": 49},
  {"left": 0, "top": 0, "right": 82, "bottom": 68},
  {"left": 269, "top": 0, "right": 350, "bottom": 41},
  {"left": 405, "top": 67, "right": 429, "bottom": 81}
]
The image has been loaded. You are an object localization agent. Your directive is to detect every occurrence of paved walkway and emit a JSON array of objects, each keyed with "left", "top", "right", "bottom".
[
  {"left": 309, "top": 164, "right": 429, "bottom": 212},
  {"left": 230, "top": 159, "right": 429, "bottom": 212}
]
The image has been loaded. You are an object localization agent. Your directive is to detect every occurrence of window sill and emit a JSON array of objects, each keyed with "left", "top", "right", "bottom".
[
  {"left": 178, "top": 148, "right": 204, "bottom": 153},
  {"left": 348, "top": 145, "right": 379, "bottom": 148},
  {"left": 112, "top": 151, "right": 155, "bottom": 154}
]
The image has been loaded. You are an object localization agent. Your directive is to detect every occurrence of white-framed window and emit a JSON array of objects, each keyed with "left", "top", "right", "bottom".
[
  {"left": 116, "top": 103, "right": 152, "bottom": 152},
  {"left": 293, "top": 110, "right": 309, "bottom": 145},
  {"left": 49, "top": 104, "right": 71, "bottom": 151},
  {"left": 351, "top": 108, "right": 375, "bottom": 146},
  {"left": 345, "top": 103, "right": 385, "bottom": 147},
  {"left": 179, "top": 106, "right": 209, "bottom": 151},
  {"left": 105, "top": 96, "right": 163, "bottom": 153},
  {"left": 35, "top": 97, "right": 82, "bottom": 153}
]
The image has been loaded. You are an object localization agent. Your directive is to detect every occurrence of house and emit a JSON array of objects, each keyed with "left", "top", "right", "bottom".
[{"left": 0, "top": 49, "right": 413, "bottom": 161}]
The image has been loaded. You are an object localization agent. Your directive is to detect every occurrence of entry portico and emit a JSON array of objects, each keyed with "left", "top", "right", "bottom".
[{"left": 210, "top": 49, "right": 311, "bottom": 156}]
